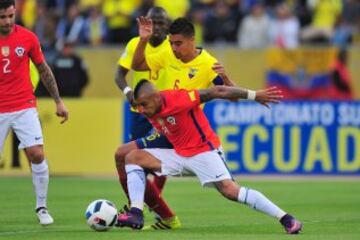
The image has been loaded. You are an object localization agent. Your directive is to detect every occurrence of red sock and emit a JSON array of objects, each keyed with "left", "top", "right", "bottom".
[
  {"left": 153, "top": 175, "right": 167, "bottom": 193},
  {"left": 145, "top": 179, "right": 174, "bottom": 219},
  {"left": 117, "top": 169, "right": 130, "bottom": 204}
]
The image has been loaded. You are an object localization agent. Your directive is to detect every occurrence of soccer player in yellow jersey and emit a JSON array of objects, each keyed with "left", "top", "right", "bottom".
[
  {"left": 115, "top": 15, "right": 234, "bottom": 230},
  {"left": 115, "top": 7, "right": 172, "bottom": 138},
  {"left": 133, "top": 17, "right": 235, "bottom": 90},
  {"left": 114, "top": 7, "right": 181, "bottom": 230}
]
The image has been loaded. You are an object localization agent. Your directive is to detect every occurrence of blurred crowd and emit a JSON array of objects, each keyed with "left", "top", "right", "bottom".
[{"left": 15, "top": 0, "right": 360, "bottom": 51}]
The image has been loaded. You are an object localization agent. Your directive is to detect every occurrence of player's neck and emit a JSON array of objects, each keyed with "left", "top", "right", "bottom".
[
  {"left": 149, "top": 36, "right": 166, "bottom": 47},
  {"left": 181, "top": 48, "right": 200, "bottom": 63},
  {"left": 0, "top": 26, "right": 14, "bottom": 38}
]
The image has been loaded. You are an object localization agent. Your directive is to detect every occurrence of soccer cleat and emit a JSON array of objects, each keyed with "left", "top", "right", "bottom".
[
  {"left": 116, "top": 207, "right": 144, "bottom": 230},
  {"left": 142, "top": 215, "right": 181, "bottom": 230},
  {"left": 114, "top": 204, "right": 130, "bottom": 227},
  {"left": 36, "top": 207, "right": 54, "bottom": 225},
  {"left": 118, "top": 204, "right": 130, "bottom": 214},
  {"left": 280, "top": 214, "right": 302, "bottom": 234}
]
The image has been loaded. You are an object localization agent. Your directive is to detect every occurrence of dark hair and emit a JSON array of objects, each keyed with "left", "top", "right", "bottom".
[
  {"left": 134, "top": 79, "right": 151, "bottom": 99},
  {"left": 0, "top": 0, "right": 15, "bottom": 9},
  {"left": 169, "top": 18, "right": 194, "bottom": 37},
  {"left": 148, "top": 6, "right": 167, "bottom": 17}
]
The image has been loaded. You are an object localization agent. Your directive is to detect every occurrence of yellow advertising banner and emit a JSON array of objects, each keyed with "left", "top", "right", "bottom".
[{"left": 0, "top": 99, "right": 123, "bottom": 176}]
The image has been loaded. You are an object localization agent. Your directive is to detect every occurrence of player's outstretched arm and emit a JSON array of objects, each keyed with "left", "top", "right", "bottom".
[
  {"left": 199, "top": 85, "right": 283, "bottom": 108},
  {"left": 132, "top": 16, "right": 152, "bottom": 71},
  {"left": 36, "top": 62, "right": 69, "bottom": 124}
]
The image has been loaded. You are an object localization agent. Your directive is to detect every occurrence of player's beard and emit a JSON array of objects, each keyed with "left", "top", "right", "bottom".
[
  {"left": 0, "top": 24, "right": 13, "bottom": 35},
  {"left": 150, "top": 34, "right": 166, "bottom": 47},
  {"left": 173, "top": 51, "right": 181, "bottom": 59}
]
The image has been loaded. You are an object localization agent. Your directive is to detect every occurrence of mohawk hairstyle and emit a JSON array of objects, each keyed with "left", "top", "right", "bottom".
[{"left": 134, "top": 79, "right": 151, "bottom": 99}]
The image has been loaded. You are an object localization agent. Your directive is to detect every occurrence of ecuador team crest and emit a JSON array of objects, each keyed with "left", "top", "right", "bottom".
[
  {"left": 1, "top": 46, "right": 10, "bottom": 57},
  {"left": 188, "top": 68, "right": 198, "bottom": 79}
]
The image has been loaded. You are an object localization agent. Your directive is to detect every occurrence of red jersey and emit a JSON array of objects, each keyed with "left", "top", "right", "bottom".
[
  {"left": 0, "top": 25, "right": 44, "bottom": 113},
  {"left": 148, "top": 89, "right": 220, "bottom": 157}
]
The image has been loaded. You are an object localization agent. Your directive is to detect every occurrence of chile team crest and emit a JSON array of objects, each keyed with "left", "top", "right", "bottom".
[
  {"left": 166, "top": 116, "right": 176, "bottom": 125},
  {"left": 1, "top": 46, "right": 10, "bottom": 57},
  {"left": 15, "top": 47, "right": 25, "bottom": 57},
  {"left": 188, "top": 68, "right": 198, "bottom": 79}
]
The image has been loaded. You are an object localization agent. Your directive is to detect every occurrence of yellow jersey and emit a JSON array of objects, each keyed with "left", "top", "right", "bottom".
[
  {"left": 313, "top": 0, "right": 342, "bottom": 28},
  {"left": 30, "top": 61, "right": 40, "bottom": 90},
  {"left": 102, "top": 0, "right": 140, "bottom": 28},
  {"left": 118, "top": 36, "right": 172, "bottom": 90},
  {"left": 154, "top": 0, "right": 190, "bottom": 20},
  {"left": 146, "top": 47, "right": 218, "bottom": 91}
]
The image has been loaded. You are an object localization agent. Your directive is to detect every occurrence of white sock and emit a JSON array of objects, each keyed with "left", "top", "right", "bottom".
[
  {"left": 125, "top": 164, "right": 145, "bottom": 210},
  {"left": 31, "top": 160, "right": 49, "bottom": 210},
  {"left": 238, "top": 187, "right": 286, "bottom": 219}
]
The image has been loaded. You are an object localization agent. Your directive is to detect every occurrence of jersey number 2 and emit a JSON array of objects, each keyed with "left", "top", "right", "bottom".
[{"left": 2, "top": 58, "right": 11, "bottom": 73}]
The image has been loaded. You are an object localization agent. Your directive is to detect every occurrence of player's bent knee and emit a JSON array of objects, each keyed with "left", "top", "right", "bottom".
[
  {"left": 28, "top": 151, "right": 45, "bottom": 163},
  {"left": 115, "top": 141, "right": 138, "bottom": 163},
  {"left": 114, "top": 147, "right": 125, "bottom": 164},
  {"left": 25, "top": 146, "right": 44, "bottom": 163}
]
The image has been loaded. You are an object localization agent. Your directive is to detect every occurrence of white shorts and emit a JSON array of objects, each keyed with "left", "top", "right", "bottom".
[
  {"left": 0, "top": 108, "right": 43, "bottom": 152},
  {"left": 144, "top": 147, "right": 233, "bottom": 187}
]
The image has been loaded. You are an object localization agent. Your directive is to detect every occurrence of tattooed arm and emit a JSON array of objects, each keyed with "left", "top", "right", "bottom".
[
  {"left": 36, "top": 62, "right": 69, "bottom": 123},
  {"left": 36, "top": 62, "right": 61, "bottom": 102},
  {"left": 199, "top": 85, "right": 283, "bottom": 108}
]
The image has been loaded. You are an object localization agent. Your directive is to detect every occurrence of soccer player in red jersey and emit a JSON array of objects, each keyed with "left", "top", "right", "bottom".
[
  {"left": 117, "top": 80, "right": 302, "bottom": 234},
  {"left": 114, "top": 8, "right": 181, "bottom": 229},
  {"left": 115, "top": 14, "right": 235, "bottom": 230},
  {"left": 0, "top": 0, "right": 68, "bottom": 225}
]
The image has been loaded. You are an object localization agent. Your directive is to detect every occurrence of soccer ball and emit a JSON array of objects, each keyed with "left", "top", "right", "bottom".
[{"left": 85, "top": 199, "right": 118, "bottom": 231}]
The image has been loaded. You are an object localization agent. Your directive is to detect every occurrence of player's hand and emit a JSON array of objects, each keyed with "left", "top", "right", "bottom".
[
  {"left": 126, "top": 90, "right": 137, "bottom": 108},
  {"left": 255, "top": 86, "right": 283, "bottom": 108},
  {"left": 55, "top": 100, "right": 69, "bottom": 124},
  {"left": 212, "top": 62, "right": 236, "bottom": 87},
  {"left": 212, "top": 62, "right": 227, "bottom": 79},
  {"left": 136, "top": 16, "right": 152, "bottom": 41}
]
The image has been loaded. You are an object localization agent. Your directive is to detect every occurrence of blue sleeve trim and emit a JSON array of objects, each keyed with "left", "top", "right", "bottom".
[{"left": 212, "top": 75, "right": 224, "bottom": 85}]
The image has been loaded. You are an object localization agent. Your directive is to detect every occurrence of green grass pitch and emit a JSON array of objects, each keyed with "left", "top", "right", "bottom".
[{"left": 0, "top": 176, "right": 359, "bottom": 240}]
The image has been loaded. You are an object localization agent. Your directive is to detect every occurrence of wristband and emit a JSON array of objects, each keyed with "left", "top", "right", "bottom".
[
  {"left": 123, "top": 86, "right": 132, "bottom": 95},
  {"left": 247, "top": 90, "right": 256, "bottom": 100}
]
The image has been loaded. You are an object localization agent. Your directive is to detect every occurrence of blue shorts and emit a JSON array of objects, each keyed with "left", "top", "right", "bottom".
[
  {"left": 130, "top": 111, "right": 153, "bottom": 140},
  {"left": 135, "top": 129, "right": 173, "bottom": 149}
]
